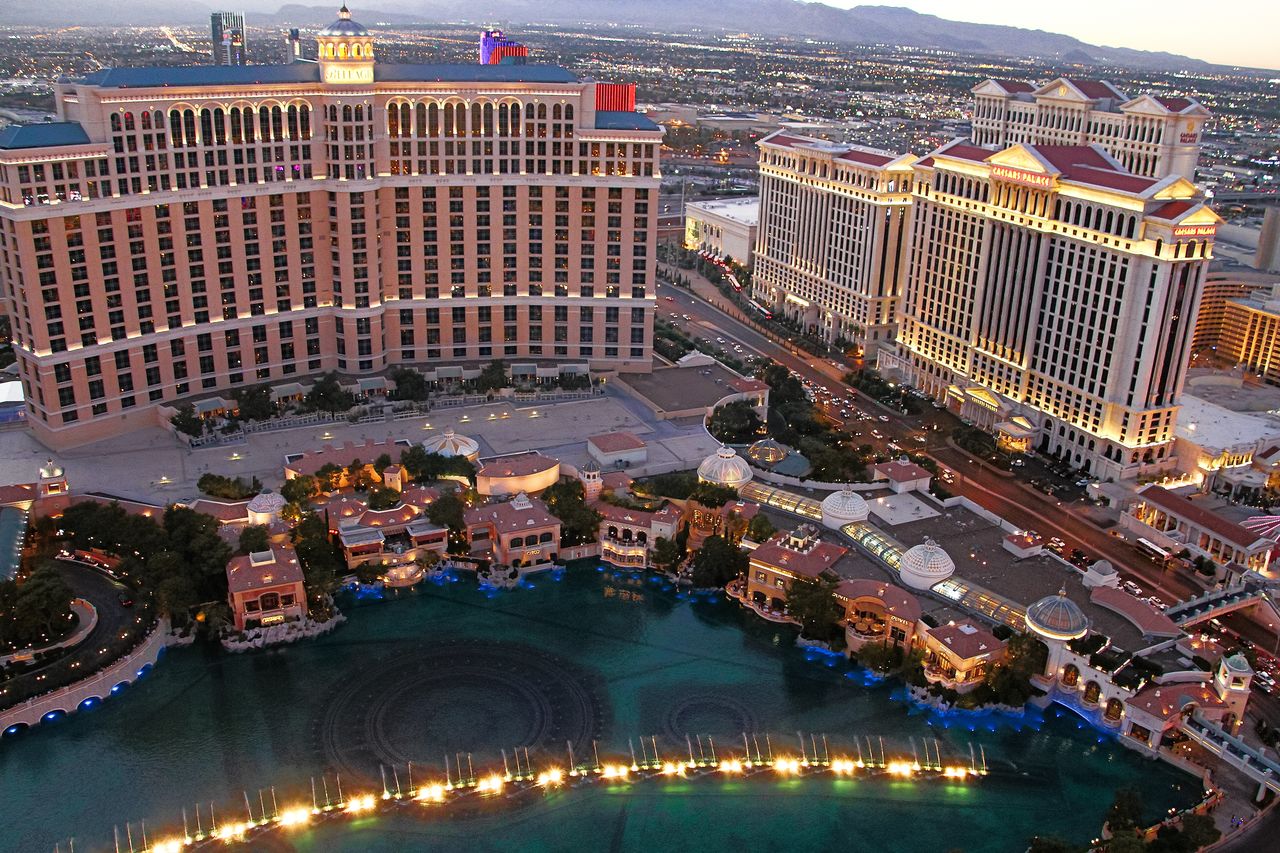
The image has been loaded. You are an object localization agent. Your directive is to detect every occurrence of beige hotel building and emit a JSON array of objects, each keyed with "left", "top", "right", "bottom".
[{"left": 0, "top": 7, "right": 662, "bottom": 449}]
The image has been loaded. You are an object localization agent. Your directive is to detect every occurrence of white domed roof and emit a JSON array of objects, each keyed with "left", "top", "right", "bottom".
[
  {"left": 820, "top": 486, "right": 869, "bottom": 528},
  {"left": 247, "top": 492, "right": 286, "bottom": 514},
  {"left": 423, "top": 426, "right": 479, "bottom": 459},
  {"left": 697, "top": 445, "right": 753, "bottom": 489},
  {"left": 899, "top": 538, "right": 955, "bottom": 590},
  {"left": 318, "top": 5, "right": 370, "bottom": 37},
  {"left": 1025, "top": 589, "right": 1089, "bottom": 641}
]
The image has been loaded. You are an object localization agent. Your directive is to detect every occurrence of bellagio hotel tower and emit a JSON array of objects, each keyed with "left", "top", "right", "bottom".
[{"left": 0, "top": 7, "right": 662, "bottom": 449}]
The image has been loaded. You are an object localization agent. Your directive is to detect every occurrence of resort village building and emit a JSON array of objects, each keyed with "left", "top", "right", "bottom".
[
  {"left": 596, "top": 501, "right": 682, "bottom": 569},
  {"left": 464, "top": 491, "right": 561, "bottom": 568},
  {"left": 969, "top": 78, "right": 1208, "bottom": 181},
  {"left": 745, "top": 524, "right": 848, "bottom": 611},
  {"left": 0, "top": 7, "right": 662, "bottom": 450},
  {"left": 919, "top": 620, "right": 1007, "bottom": 694},
  {"left": 321, "top": 484, "right": 448, "bottom": 577},
  {"left": 226, "top": 544, "right": 308, "bottom": 631}
]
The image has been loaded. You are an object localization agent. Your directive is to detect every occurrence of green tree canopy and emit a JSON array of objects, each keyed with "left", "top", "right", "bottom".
[
  {"left": 476, "top": 359, "right": 508, "bottom": 393},
  {"left": 708, "top": 400, "right": 763, "bottom": 444},
  {"left": 237, "top": 525, "right": 271, "bottom": 555},
  {"left": 306, "top": 372, "right": 356, "bottom": 413},
  {"left": 687, "top": 535, "right": 747, "bottom": 588},
  {"left": 426, "top": 492, "right": 469, "bottom": 553},
  {"left": 366, "top": 486, "right": 402, "bottom": 511},
  {"left": 232, "top": 384, "right": 274, "bottom": 421},
  {"left": 651, "top": 536, "right": 685, "bottom": 573},
  {"left": 787, "top": 575, "right": 844, "bottom": 643},
  {"left": 399, "top": 446, "right": 477, "bottom": 485},
  {"left": 746, "top": 514, "right": 777, "bottom": 542},
  {"left": 281, "top": 475, "right": 319, "bottom": 505},
  {"left": 390, "top": 367, "right": 429, "bottom": 401},
  {"left": 170, "top": 404, "right": 203, "bottom": 437},
  {"left": 196, "top": 473, "right": 262, "bottom": 501},
  {"left": 543, "top": 480, "right": 601, "bottom": 547}
]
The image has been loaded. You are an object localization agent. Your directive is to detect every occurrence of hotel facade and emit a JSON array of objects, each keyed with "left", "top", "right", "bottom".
[
  {"left": 751, "top": 134, "right": 914, "bottom": 357},
  {"left": 0, "top": 7, "right": 662, "bottom": 449}
]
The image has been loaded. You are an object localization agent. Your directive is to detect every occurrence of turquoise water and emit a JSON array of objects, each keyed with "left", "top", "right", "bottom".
[
  {"left": 0, "top": 506, "right": 24, "bottom": 580},
  {"left": 0, "top": 566, "right": 1196, "bottom": 852}
]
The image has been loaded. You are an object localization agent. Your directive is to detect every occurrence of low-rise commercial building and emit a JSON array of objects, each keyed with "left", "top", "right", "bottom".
[
  {"left": 919, "top": 620, "right": 1007, "bottom": 693},
  {"left": 464, "top": 492, "right": 561, "bottom": 568},
  {"left": 226, "top": 545, "right": 308, "bottom": 631},
  {"left": 683, "top": 196, "right": 759, "bottom": 266},
  {"left": 1120, "top": 485, "right": 1273, "bottom": 579}
]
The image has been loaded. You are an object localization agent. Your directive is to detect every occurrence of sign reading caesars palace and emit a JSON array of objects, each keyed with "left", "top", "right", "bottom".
[{"left": 989, "top": 164, "right": 1055, "bottom": 189}]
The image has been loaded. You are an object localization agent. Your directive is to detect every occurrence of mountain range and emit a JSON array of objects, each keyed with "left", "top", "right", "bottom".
[{"left": 0, "top": 1, "right": 1246, "bottom": 72}]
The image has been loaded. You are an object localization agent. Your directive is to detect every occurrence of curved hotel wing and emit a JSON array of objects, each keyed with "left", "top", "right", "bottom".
[{"left": 0, "top": 11, "right": 662, "bottom": 449}]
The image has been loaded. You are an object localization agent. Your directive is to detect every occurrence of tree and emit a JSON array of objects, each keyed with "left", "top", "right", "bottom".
[
  {"left": 306, "top": 371, "right": 355, "bottom": 413},
  {"left": 399, "top": 447, "right": 477, "bottom": 485},
  {"left": 366, "top": 486, "right": 402, "bottom": 511},
  {"left": 857, "top": 640, "right": 903, "bottom": 673},
  {"left": 293, "top": 512, "right": 342, "bottom": 610},
  {"left": 196, "top": 473, "right": 261, "bottom": 500},
  {"left": 688, "top": 482, "right": 738, "bottom": 508},
  {"left": 543, "top": 480, "right": 601, "bottom": 547},
  {"left": 374, "top": 452, "right": 393, "bottom": 472},
  {"left": 787, "top": 575, "right": 844, "bottom": 643},
  {"left": 651, "top": 536, "right": 685, "bottom": 572},
  {"left": 687, "top": 535, "right": 747, "bottom": 588},
  {"left": 170, "top": 404, "right": 203, "bottom": 437},
  {"left": 426, "top": 492, "right": 469, "bottom": 553},
  {"left": 1172, "top": 814, "right": 1220, "bottom": 850},
  {"left": 281, "top": 475, "right": 319, "bottom": 505},
  {"left": 390, "top": 366, "right": 429, "bottom": 401},
  {"left": 315, "top": 463, "right": 344, "bottom": 491},
  {"left": 237, "top": 525, "right": 271, "bottom": 555},
  {"left": 1105, "top": 833, "right": 1147, "bottom": 853},
  {"left": 746, "top": 514, "right": 776, "bottom": 542},
  {"left": 1106, "top": 787, "right": 1145, "bottom": 833},
  {"left": 708, "top": 400, "right": 764, "bottom": 443},
  {"left": 232, "top": 384, "right": 274, "bottom": 421},
  {"left": 2, "top": 564, "right": 74, "bottom": 647},
  {"left": 476, "top": 359, "right": 508, "bottom": 393}
]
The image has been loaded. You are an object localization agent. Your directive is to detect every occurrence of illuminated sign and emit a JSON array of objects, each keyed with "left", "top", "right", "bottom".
[
  {"left": 322, "top": 64, "right": 374, "bottom": 85},
  {"left": 1173, "top": 224, "right": 1217, "bottom": 238},
  {"left": 1179, "top": 132, "right": 1198, "bottom": 144},
  {"left": 989, "top": 165, "right": 1055, "bottom": 189}
]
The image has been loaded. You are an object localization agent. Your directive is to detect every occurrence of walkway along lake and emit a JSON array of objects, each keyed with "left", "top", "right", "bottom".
[{"left": 0, "top": 565, "right": 1198, "bottom": 852}]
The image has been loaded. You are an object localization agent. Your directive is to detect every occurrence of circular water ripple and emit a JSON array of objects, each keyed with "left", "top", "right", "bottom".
[{"left": 315, "top": 639, "right": 606, "bottom": 782}]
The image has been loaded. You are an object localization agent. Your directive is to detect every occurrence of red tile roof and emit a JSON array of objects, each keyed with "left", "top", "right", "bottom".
[
  {"left": 1125, "top": 682, "right": 1226, "bottom": 720},
  {"left": 588, "top": 431, "right": 647, "bottom": 454},
  {"left": 189, "top": 498, "right": 251, "bottom": 523},
  {"left": 1150, "top": 200, "right": 1197, "bottom": 221},
  {"left": 729, "top": 377, "right": 770, "bottom": 394},
  {"left": 464, "top": 495, "right": 560, "bottom": 535},
  {"left": 1155, "top": 96, "right": 1193, "bottom": 112},
  {"left": 750, "top": 533, "right": 846, "bottom": 579},
  {"left": 927, "top": 620, "right": 1005, "bottom": 661},
  {"left": 763, "top": 134, "right": 805, "bottom": 149},
  {"left": 0, "top": 483, "right": 36, "bottom": 506},
  {"left": 1062, "top": 165, "right": 1156, "bottom": 194},
  {"left": 1090, "top": 586, "right": 1181, "bottom": 637},
  {"left": 873, "top": 459, "right": 932, "bottom": 483},
  {"left": 835, "top": 578, "right": 922, "bottom": 624},
  {"left": 991, "top": 79, "right": 1035, "bottom": 94},
  {"left": 837, "top": 148, "right": 895, "bottom": 167},
  {"left": 226, "top": 544, "right": 304, "bottom": 594},
  {"left": 934, "top": 142, "right": 994, "bottom": 163},
  {"left": 477, "top": 452, "right": 559, "bottom": 478},
  {"left": 1032, "top": 144, "right": 1115, "bottom": 173},
  {"left": 1067, "top": 79, "right": 1127, "bottom": 101},
  {"left": 1137, "top": 485, "right": 1269, "bottom": 551}
]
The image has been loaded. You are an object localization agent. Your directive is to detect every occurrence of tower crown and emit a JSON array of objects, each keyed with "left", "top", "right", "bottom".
[{"left": 316, "top": 5, "right": 374, "bottom": 84}]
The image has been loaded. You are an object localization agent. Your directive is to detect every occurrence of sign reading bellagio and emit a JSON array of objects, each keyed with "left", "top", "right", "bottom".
[
  {"left": 989, "top": 165, "right": 1055, "bottom": 189},
  {"left": 323, "top": 64, "right": 374, "bottom": 85},
  {"left": 1172, "top": 224, "right": 1217, "bottom": 238}
]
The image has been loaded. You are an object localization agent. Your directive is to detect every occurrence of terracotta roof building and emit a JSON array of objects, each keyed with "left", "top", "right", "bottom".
[{"left": 226, "top": 545, "right": 308, "bottom": 631}]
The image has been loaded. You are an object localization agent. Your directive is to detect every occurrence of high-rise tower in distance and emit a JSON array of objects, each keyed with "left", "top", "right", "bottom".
[{"left": 211, "top": 11, "right": 248, "bottom": 66}]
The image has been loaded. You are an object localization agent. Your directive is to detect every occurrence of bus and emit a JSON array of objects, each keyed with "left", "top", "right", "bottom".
[
  {"left": 1135, "top": 537, "right": 1171, "bottom": 562},
  {"left": 749, "top": 300, "right": 773, "bottom": 320}
]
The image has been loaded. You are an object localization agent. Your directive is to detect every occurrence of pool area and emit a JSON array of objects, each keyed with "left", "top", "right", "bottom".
[
  {"left": 0, "top": 505, "right": 26, "bottom": 580},
  {"left": 0, "top": 565, "right": 1199, "bottom": 851}
]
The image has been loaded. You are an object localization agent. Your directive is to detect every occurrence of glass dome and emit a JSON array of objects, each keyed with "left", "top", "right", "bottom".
[
  {"left": 747, "top": 438, "right": 788, "bottom": 466},
  {"left": 1025, "top": 589, "right": 1089, "bottom": 641},
  {"left": 318, "top": 5, "right": 370, "bottom": 37},
  {"left": 696, "top": 445, "right": 753, "bottom": 489},
  {"left": 898, "top": 538, "right": 955, "bottom": 590}
]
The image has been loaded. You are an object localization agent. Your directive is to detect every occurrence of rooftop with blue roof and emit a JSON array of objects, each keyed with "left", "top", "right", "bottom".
[
  {"left": 74, "top": 62, "right": 579, "bottom": 90},
  {"left": 0, "top": 122, "right": 91, "bottom": 150}
]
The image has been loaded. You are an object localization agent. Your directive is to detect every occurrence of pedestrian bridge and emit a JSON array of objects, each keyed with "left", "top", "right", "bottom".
[
  {"left": 0, "top": 622, "right": 170, "bottom": 735},
  {"left": 1178, "top": 713, "right": 1280, "bottom": 795},
  {"left": 1165, "top": 585, "right": 1280, "bottom": 627}
]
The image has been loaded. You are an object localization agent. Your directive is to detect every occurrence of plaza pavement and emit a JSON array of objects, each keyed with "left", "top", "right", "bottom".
[{"left": 0, "top": 386, "right": 721, "bottom": 504}]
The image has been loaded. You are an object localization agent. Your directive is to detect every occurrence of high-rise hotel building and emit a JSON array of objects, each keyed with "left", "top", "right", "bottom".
[
  {"left": 752, "top": 133, "right": 915, "bottom": 357},
  {"left": 970, "top": 77, "right": 1208, "bottom": 181},
  {"left": 887, "top": 140, "right": 1220, "bottom": 481},
  {"left": 0, "top": 7, "right": 662, "bottom": 449}
]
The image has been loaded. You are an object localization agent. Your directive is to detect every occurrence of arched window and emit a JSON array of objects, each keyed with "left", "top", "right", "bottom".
[
  {"left": 271, "top": 106, "right": 283, "bottom": 141},
  {"left": 552, "top": 103, "right": 562, "bottom": 121},
  {"left": 230, "top": 108, "right": 242, "bottom": 144},
  {"left": 428, "top": 103, "right": 439, "bottom": 137},
  {"left": 168, "top": 111, "right": 183, "bottom": 147},
  {"left": 110, "top": 113, "right": 122, "bottom": 132},
  {"left": 510, "top": 536, "right": 523, "bottom": 548},
  {"left": 415, "top": 103, "right": 427, "bottom": 136},
  {"left": 213, "top": 108, "right": 226, "bottom": 145},
  {"left": 287, "top": 105, "right": 299, "bottom": 139},
  {"left": 354, "top": 105, "right": 364, "bottom": 123},
  {"left": 299, "top": 105, "right": 310, "bottom": 140},
  {"left": 564, "top": 104, "right": 574, "bottom": 121},
  {"left": 123, "top": 112, "right": 135, "bottom": 131},
  {"left": 471, "top": 103, "right": 482, "bottom": 137},
  {"left": 539, "top": 531, "right": 553, "bottom": 543},
  {"left": 537, "top": 103, "right": 547, "bottom": 120},
  {"left": 442, "top": 103, "right": 454, "bottom": 137},
  {"left": 343, "top": 104, "right": 353, "bottom": 123},
  {"left": 140, "top": 112, "right": 151, "bottom": 130},
  {"left": 338, "top": 43, "right": 348, "bottom": 59},
  {"left": 259, "top": 592, "right": 280, "bottom": 611},
  {"left": 352, "top": 44, "right": 362, "bottom": 59}
]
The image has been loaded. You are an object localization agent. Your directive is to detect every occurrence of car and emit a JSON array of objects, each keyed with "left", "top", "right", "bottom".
[
  {"left": 1075, "top": 479, "right": 1091, "bottom": 488},
  {"left": 839, "top": 409, "right": 850, "bottom": 418},
  {"left": 1011, "top": 459, "right": 1025, "bottom": 467},
  {"left": 664, "top": 295, "right": 675, "bottom": 302},
  {"left": 117, "top": 591, "right": 135, "bottom": 608},
  {"left": 682, "top": 314, "right": 692, "bottom": 320},
  {"left": 878, "top": 415, "right": 890, "bottom": 423}
]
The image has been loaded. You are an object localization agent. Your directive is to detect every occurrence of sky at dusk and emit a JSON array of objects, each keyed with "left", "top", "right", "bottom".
[{"left": 819, "top": 1, "right": 1280, "bottom": 69}]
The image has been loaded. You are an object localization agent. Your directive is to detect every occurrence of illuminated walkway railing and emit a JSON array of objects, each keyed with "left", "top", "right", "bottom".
[
  {"left": 739, "top": 482, "right": 823, "bottom": 520},
  {"left": 747, "top": 484, "right": 1027, "bottom": 631}
]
